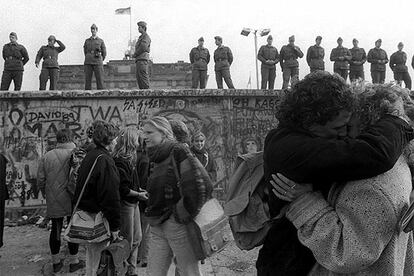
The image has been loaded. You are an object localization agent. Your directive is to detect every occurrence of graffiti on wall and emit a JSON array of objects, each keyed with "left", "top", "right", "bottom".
[{"left": 1, "top": 92, "right": 280, "bottom": 207}]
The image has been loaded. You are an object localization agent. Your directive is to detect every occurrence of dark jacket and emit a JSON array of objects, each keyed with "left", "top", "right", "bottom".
[
  {"left": 367, "top": 47, "right": 388, "bottom": 71},
  {"left": 133, "top": 32, "right": 151, "bottom": 61},
  {"left": 114, "top": 157, "right": 140, "bottom": 204},
  {"left": 390, "top": 50, "right": 408, "bottom": 72},
  {"left": 214, "top": 45, "right": 233, "bottom": 71},
  {"left": 349, "top": 47, "right": 367, "bottom": 71},
  {"left": 145, "top": 142, "right": 212, "bottom": 224},
  {"left": 257, "top": 45, "right": 279, "bottom": 69},
  {"left": 279, "top": 44, "right": 303, "bottom": 69},
  {"left": 306, "top": 45, "right": 324, "bottom": 70},
  {"left": 2, "top": 42, "right": 29, "bottom": 71},
  {"left": 0, "top": 154, "right": 9, "bottom": 248},
  {"left": 35, "top": 40, "right": 65, "bottom": 69},
  {"left": 190, "top": 146, "right": 217, "bottom": 182},
  {"left": 330, "top": 46, "right": 352, "bottom": 70},
  {"left": 257, "top": 115, "right": 414, "bottom": 275},
  {"left": 136, "top": 148, "right": 149, "bottom": 210},
  {"left": 189, "top": 46, "right": 210, "bottom": 71},
  {"left": 83, "top": 36, "right": 106, "bottom": 65},
  {"left": 74, "top": 145, "right": 121, "bottom": 231}
]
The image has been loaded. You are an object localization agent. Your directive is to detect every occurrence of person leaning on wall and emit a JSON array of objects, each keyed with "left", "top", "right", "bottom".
[{"left": 35, "top": 35, "right": 65, "bottom": 90}]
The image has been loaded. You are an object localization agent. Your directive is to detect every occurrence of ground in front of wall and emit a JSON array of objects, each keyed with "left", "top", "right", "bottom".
[{"left": 0, "top": 225, "right": 259, "bottom": 275}]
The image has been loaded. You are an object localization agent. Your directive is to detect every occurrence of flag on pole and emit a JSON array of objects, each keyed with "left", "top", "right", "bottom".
[{"left": 115, "top": 7, "right": 131, "bottom": 15}]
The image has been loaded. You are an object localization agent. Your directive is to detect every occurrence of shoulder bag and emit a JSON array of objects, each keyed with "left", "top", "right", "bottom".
[{"left": 63, "top": 154, "right": 111, "bottom": 244}]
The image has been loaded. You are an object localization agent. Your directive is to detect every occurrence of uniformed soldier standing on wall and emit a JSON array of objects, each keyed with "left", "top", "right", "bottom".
[
  {"left": 367, "top": 39, "right": 388, "bottom": 84},
  {"left": 35, "top": 35, "right": 65, "bottom": 90},
  {"left": 83, "top": 24, "right": 106, "bottom": 90},
  {"left": 1, "top": 32, "right": 29, "bottom": 91},
  {"left": 306, "top": 36, "right": 324, "bottom": 73},
  {"left": 390, "top": 42, "right": 411, "bottom": 89},
  {"left": 257, "top": 35, "right": 279, "bottom": 90},
  {"left": 349, "top": 38, "right": 366, "bottom": 82},
  {"left": 330, "top": 37, "right": 351, "bottom": 81},
  {"left": 189, "top": 37, "right": 210, "bottom": 89},
  {"left": 214, "top": 36, "right": 234, "bottom": 89},
  {"left": 134, "top": 21, "right": 151, "bottom": 89},
  {"left": 279, "top": 35, "right": 303, "bottom": 89}
]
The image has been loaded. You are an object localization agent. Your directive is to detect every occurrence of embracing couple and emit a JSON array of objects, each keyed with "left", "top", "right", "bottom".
[{"left": 257, "top": 71, "right": 414, "bottom": 275}]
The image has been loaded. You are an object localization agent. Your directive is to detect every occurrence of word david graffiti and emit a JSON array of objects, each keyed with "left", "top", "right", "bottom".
[{"left": 0, "top": 90, "right": 280, "bottom": 208}]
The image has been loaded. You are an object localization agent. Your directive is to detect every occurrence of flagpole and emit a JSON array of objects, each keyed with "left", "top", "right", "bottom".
[{"left": 129, "top": 8, "right": 132, "bottom": 45}]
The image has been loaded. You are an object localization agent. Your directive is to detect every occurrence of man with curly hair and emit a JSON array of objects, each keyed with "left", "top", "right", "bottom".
[{"left": 256, "top": 71, "right": 414, "bottom": 275}]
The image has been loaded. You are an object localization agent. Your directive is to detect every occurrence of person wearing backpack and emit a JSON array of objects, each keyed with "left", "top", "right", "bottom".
[
  {"left": 142, "top": 116, "right": 212, "bottom": 276},
  {"left": 113, "top": 127, "right": 148, "bottom": 276},
  {"left": 37, "top": 129, "right": 84, "bottom": 273},
  {"left": 256, "top": 72, "right": 414, "bottom": 275}
]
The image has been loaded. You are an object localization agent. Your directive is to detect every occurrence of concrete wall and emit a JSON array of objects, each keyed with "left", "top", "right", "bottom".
[
  {"left": 57, "top": 60, "right": 193, "bottom": 90},
  {"left": 0, "top": 89, "right": 281, "bottom": 208}
]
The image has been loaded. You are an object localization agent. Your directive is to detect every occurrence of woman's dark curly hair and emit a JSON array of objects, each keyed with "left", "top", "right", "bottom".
[
  {"left": 92, "top": 120, "right": 119, "bottom": 147},
  {"left": 276, "top": 71, "right": 356, "bottom": 129}
]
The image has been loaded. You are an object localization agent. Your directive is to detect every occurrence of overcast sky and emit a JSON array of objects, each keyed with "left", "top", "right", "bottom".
[{"left": 1, "top": 0, "right": 413, "bottom": 90}]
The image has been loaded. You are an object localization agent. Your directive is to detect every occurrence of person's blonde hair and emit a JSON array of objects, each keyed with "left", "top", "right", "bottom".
[
  {"left": 143, "top": 116, "right": 175, "bottom": 142},
  {"left": 112, "top": 127, "right": 140, "bottom": 165}
]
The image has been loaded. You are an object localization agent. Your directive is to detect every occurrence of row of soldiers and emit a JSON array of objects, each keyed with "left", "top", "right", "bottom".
[
  {"left": 258, "top": 35, "right": 412, "bottom": 89},
  {"left": 190, "top": 35, "right": 413, "bottom": 90},
  {"left": 1, "top": 22, "right": 151, "bottom": 91},
  {"left": 2, "top": 25, "right": 411, "bottom": 91}
]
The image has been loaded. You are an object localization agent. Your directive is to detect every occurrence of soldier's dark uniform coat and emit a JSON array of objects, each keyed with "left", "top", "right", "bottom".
[
  {"left": 1, "top": 42, "right": 29, "bottom": 91},
  {"left": 390, "top": 50, "right": 411, "bottom": 89},
  {"left": 214, "top": 45, "right": 234, "bottom": 89},
  {"left": 367, "top": 47, "right": 388, "bottom": 84},
  {"left": 189, "top": 46, "right": 210, "bottom": 88},
  {"left": 258, "top": 44, "right": 279, "bottom": 89},
  {"left": 133, "top": 32, "right": 151, "bottom": 89},
  {"left": 279, "top": 44, "right": 303, "bottom": 89},
  {"left": 83, "top": 36, "right": 106, "bottom": 90},
  {"left": 306, "top": 45, "right": 325, "bottom": 72},
  {"left": 349, "top": 47, "right": 367, "bottom": 81},
  {"left": 330, "top": 46, "right": 352, "bottom": 81},
  {"left": 35, "top": 40, "right": 65, "bottom": 90}
]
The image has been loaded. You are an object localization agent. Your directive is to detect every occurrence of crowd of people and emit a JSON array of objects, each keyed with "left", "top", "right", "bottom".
[
  {"left": 8, "top": 117, "right": 215, "bottom": 276},
  {"left": 2, "top": 33, "right": 414, "bottom": 274}
]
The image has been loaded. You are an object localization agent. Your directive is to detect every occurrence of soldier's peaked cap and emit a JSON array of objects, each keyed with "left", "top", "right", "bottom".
[
  {"left": 316, "top": 36, "right": 322, "bottom": 40},
  {"left": 337, "top": 37, "right": 343, "bottom": 41},
  {"left": 90, "top": 24, "right": 98, "bottom": 30},
  {"left": 198, "top": 37, "right": 204, "bottom": 41},
  {"left": 376, "top": 38, "right": 382, "bottom": 43},
  {"left": 398, "top": 42, "right": 404, "bottom": 46},
  {"left": 289, "top": 35, "right": 295, "bottom": 41},
  {"left": 214, "top": 36, "right": 222, "bottom": 42},
  {"left": 9, "top": 32, "right": 17, "bottom": 39},
  {"left": 137, "top": 21, "right": 147, "bottom": 27},
  {"left": 267, "top": 35, "right": 273, "bottom": 40}
]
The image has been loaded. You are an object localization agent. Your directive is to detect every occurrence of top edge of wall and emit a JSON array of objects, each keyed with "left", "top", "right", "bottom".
[{"left": 0, "top": 89, "right": 283, "bottom": 99}]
